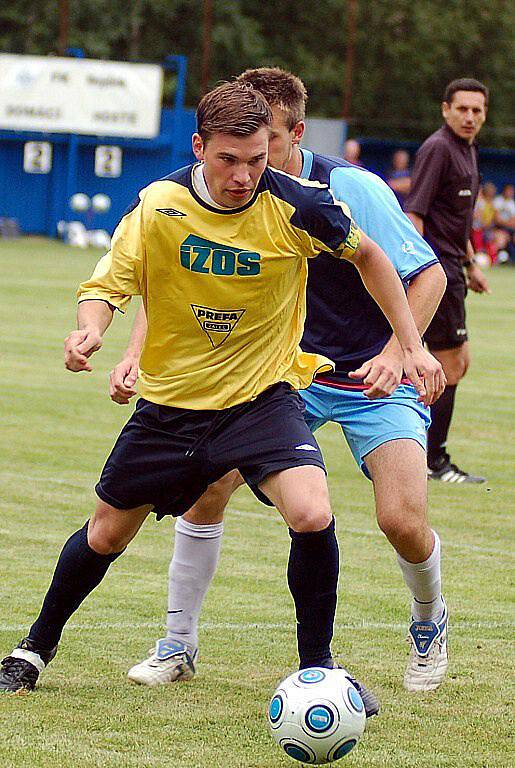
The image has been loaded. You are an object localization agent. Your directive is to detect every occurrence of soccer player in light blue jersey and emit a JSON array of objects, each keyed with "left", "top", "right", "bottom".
[{"left": 113, "top": 69, "right": 449, "bottom": 695}]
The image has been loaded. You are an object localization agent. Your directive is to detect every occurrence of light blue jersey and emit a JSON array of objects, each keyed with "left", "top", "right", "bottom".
[
  {"left": 301, "top": 149, "right": 438, "bottom": 373},
  {"left": 299, "top": 150, "right": 436, "bottom": 473}
]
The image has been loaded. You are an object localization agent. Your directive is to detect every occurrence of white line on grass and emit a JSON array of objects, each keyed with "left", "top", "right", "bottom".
[
  {"left": 2, "top": 479, "right": 512, "bottom": 558},
  {"left": 229, "top": 509, "right": 514, "bottom": 557},
  {"left": 0, "top": 620, "right": 513, "bottom": 632}
]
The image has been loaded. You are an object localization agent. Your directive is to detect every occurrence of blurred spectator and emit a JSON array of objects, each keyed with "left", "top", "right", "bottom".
[
  {"left": 494, "top": 184, "right": 515, "bottom": 226},
  {"left": 343, "top": 138, "right": 363, "bottom": 165},
  {"left": 471, "top": 182, "right": 498, "bottom": 262},
  {"left": 493, "top": 184, "right": 515, "bottom": 263},
  {"left": 472, "top": 182, "right": 513, "bottom": 264},
  {"left": 386, "top": 149, "right": 411, "bottom": 208}
]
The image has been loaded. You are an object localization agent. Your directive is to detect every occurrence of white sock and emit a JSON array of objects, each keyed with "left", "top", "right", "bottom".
[
  {"left": 166, "top": 517, "right": 224, "bottom": 652},
  {"left": 397, "top": 530, "right": 444, "bottom": 621}
]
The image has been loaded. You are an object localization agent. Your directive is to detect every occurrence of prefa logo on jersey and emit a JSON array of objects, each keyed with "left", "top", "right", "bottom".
[
  {"left": 191, "top": 305, "right": 245, "bottom": 348},
  {"left": 180, "top": 234, "right": 261, "bottom": 276}
]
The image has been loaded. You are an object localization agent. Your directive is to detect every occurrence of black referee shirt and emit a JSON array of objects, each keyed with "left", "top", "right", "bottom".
[{"left": 406, "top": 124, "right": 480, "bottom": 280}]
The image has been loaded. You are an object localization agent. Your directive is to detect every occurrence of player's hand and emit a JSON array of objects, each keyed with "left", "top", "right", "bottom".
[
  {"left": 64, "top": 329, "right": 103, "bottom": 372},
  {"left": 109, "top": 357, "right": 139, "bottom": 404},
  {"left": 402, "top": 345, "right": 447, "bottom": 407},
  {"left": 466, "top": 264, "right": 491, "bottom": 294},
  {"left": 348, "top": 351, "right": 403, "bottom": 399}
]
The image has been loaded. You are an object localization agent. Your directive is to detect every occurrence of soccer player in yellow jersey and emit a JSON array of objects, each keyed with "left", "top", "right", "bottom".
[{"left": 0, "top": 82, "right": 439, "bottom": 699}]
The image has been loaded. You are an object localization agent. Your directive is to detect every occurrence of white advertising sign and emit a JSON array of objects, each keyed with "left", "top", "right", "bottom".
[{"left": 0, "top": 54, "right": 163, "bottom": 138}]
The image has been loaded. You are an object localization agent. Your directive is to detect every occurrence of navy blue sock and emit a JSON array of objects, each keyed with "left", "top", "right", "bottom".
[
  {"left": 288, "top": 517, "right": 339, "bottom": 669},
  {"left": 28, "top": 522, "right": 124, "bottom": 652}
]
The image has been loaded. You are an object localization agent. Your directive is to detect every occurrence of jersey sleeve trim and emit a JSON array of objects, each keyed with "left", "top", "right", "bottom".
[
  {"left": 77, "top": 297, "right": 125, "bottom": 314},
  {"left": 332, "top": 217, "right": 361, "bottom": 258},
  {"left": 403, "top": 259, "right": 440, "bottom": 283}
]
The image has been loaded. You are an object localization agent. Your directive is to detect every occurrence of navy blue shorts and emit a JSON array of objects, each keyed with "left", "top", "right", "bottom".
[
  {"left": 425, "top": 276, "right": 468, "bottom": 350},
  {"left": 95, "top": 383, "right": 325, "bottom": 519}
]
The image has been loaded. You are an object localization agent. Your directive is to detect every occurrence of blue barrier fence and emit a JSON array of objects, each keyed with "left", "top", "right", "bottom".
[
  {"left": 1, "top": 52, "right": 513, "bottom": 238},
  {"left": 359, "top": 137, "right": 515, "bottom": 191},
  {"left": 0, "top": 55, "right": 195, "bottom": 236}
]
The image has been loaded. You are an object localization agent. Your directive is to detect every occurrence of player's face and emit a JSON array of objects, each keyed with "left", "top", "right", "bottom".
[
  {"left": 442, "top": 90, "right": 487, "bottom": 144},
  {"left": 268, "top": 107, "right": 304, "bottom": 173},
  {"left": 192, "top": 129, "right": 269, "bottom": 207}
]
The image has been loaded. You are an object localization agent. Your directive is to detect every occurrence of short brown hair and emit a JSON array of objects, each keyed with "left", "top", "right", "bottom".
[
  {"left": 196, "top": 81, "right": 272, "bottom": 142},
  {"left": 237, "top": 67, "right": 307, "bottom": 129},
  {"left": 444, "top": 78, "right": 489, "bottom": 108}
]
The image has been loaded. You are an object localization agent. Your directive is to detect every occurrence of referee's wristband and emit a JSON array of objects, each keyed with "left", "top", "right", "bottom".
[{"left": 462, "top": 257, "right": 475, "bottom": 268}]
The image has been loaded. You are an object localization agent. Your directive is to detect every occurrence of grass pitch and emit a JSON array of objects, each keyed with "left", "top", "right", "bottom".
[{"left": 0, "top": 237, "right": 513, "bottom": 768}]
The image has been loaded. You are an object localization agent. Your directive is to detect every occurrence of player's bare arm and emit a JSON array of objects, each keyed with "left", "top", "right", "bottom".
[
  {"left": 407, "top": 213, "right": 489, "bottom": 296},
  {"left": 110, "top": 304, "right": 148, "bottom": 404},
  {"left": 464, "top": 240, "right": 491, "bottom": 294},
  {"left": 354, "top": 263, "right": 447, "bottom": 405},
  {"left": 345, "top": 231, "right": 436, "bottom": 404},
  {"left": 64, "top": 299, "right": 114, "bottom": 372},
  {"left": 406, "top": 212, "right": 424, "bottom": 236}
]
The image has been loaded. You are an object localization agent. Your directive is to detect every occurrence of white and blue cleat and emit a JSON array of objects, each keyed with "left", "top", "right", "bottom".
[
  {"left": 127, "top": 638, "right": 197, "bottom": 687},
  {"left": 404, "top": 599, "right": 449, "bottom": 692}
]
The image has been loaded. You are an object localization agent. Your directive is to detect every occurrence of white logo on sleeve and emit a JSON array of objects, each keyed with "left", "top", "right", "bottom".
[
  {"left": 401, "top": 240, "right": 416, "bottom": 254},
  {"left": 295, "top": 444, "right": 318, "bottom": 452}
]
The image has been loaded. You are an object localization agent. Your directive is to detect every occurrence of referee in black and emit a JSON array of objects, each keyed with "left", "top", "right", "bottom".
[{"left": 406, "top": 78, "right": 490, "bottom": 484}]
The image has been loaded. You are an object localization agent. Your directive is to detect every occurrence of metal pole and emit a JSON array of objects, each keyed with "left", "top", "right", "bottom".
[
  {"left": 58, "top": 0, "right": 70, "bottom": 56},
  {"left": 342, "top": 0, "right": 358, "bottom": 120},
  {"left": 200, "top": 0, "right": 213, "bottom": 96}
]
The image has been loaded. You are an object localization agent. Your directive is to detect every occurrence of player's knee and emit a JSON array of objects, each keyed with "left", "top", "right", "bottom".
[
  {"left": 88, "top": 505, "right": 130, "bottom": 554},
  {"left": 288, "top": 502, "right": 332, "bottom": 533},
  {"left": 446, "top": 347, "right": 470, "bottom": 383},
  {"left": 186, "top": 470, "right": 243, "bottom": 524},
  {"left": 186, "top": 489, "right": 225, "bottom": 524},
  {"left": 377, "top": 503, "right": 427, "bottom": 549},
  {"left": 212, "top": 469, "right": 244, "bottom": 502},
  {"left": 459, "top": 348, "right": 470, "bottom": 377}
]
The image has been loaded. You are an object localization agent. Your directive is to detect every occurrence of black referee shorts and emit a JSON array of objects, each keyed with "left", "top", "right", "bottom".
[
  {"left": 424, "top": 276, "right": 468, "bottom": 351},
  {"left": 95, "top": 383, "right": 326, "bottom": 519}
]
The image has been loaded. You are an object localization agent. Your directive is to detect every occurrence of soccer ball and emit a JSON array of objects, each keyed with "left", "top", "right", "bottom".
[
  {"left": 69, "top": 192, "right": 91, "bottom": 212},
  {"left": 268, "top": 667, "right": 366, "bottom": 764},
  {"left": 91, "top": 193, "right": 112, "bottom": 213}
]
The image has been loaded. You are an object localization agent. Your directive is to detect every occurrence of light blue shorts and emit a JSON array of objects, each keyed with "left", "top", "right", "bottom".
[{"left": 299, "top": 382, "right": 431, "bottom": 479}]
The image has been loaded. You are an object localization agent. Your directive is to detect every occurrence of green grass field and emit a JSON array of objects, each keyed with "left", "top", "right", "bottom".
[{"left": 0, "top": 237, "right": 513, "bottom": 768}]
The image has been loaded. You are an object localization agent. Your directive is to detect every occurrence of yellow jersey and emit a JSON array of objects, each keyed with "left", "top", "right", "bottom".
[{"left": 78, "top": 164, "right": 360, "bottom": 409}]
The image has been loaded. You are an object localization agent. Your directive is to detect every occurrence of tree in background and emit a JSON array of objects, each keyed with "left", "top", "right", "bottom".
[{"left": 1, "top": 0, "right": 513, "bottom": 147}]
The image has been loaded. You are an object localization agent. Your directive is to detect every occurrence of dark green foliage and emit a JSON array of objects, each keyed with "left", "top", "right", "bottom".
[{"left": 0, "top": 0, "right": 513, "bottom": 145}]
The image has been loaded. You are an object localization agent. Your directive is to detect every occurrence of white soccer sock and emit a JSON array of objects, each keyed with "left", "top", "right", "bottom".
[
  {"left": 396, "top": 530, "right": 444, "bottom": 621},
  {"left": 166, "top": 517, "right": 224, "bottom": 652}
]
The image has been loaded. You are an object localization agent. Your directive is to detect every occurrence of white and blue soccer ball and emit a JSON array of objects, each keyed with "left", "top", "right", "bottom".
[{"left": 268, "top": 667, "right": 366, "bottom": 764}]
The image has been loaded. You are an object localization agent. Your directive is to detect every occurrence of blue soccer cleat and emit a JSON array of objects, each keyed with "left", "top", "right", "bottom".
[
  {"left": 404, "top": 598, "right": 449, "bottom": 692},
  {"left": 127, "top": 637, "right": 197, "bottom": 687}
]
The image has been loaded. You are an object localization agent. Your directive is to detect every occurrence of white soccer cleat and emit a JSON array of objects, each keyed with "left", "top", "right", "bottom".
[
  {"left": 403, "top": 599, "right": 449, "bottom": 692},
  {"left": 127, "top": 638, "right": 197, "bottom": 687}
]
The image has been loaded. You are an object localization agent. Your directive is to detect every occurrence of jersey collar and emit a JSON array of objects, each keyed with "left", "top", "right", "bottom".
[
  {"left": 299, "top": 148, "right": 314, "bottom": 180},
  {"left": 187, "top": 162, "right": 261, "bottom": 215}
]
